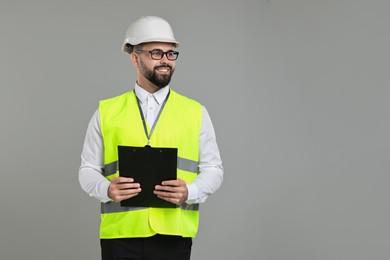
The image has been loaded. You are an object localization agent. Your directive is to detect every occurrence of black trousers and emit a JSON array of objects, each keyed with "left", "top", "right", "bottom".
[{"left": 101, "top": 235, "right": 192, "bottom": 260}]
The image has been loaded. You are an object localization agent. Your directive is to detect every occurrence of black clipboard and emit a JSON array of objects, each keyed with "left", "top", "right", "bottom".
[{"left": 118, "top": 145, "right": 177, "bottom": 208}]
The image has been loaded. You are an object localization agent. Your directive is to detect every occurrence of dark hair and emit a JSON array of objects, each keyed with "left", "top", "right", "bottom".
[{"left": 123, "top": 43, "right": 144, "bottom": 54}]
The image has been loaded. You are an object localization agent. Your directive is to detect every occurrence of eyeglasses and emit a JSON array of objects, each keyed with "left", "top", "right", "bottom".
[{"left": 135, "top": 49, "right": 179, "bottom": 61}]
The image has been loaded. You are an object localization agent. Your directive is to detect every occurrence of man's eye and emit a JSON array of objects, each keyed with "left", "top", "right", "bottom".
[{"left": 151, "top": 50, "right": 163, "bottom": 56}]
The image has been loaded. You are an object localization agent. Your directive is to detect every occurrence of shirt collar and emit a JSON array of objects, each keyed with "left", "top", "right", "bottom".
[{"left": 134, "top": 83, "right": 170, "bottom": 105}]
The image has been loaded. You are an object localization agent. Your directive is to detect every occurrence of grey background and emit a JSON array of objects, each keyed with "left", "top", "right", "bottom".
[{"left": 1, "top": 0, "right": 389, "bottom": 259}]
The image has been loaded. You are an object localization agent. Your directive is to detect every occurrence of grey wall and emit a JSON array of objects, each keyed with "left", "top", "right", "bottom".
[{"left": 1, "top": 0, "right": 389, "bottom": 259}]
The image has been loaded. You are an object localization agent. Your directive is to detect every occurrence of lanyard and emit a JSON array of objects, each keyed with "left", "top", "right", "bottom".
[{"left": 135, "top": 89, "right": 170, "bottom": 146}]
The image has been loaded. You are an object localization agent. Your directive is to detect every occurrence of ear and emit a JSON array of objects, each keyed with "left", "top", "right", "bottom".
[{"left": 130, "top": 52, "right": 139, "bottom": 68}]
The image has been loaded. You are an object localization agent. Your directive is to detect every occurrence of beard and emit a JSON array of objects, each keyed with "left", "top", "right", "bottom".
[{"left": 139, "top": 59, "right": 175, "bottom": 89}]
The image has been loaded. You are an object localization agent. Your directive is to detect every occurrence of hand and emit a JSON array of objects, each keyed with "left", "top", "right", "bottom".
[
  {"left": 154, "top": 179, "right": 188, "bottom": 205},
  {"left": 108, "top": 177, "right": 141, "bottom": 202}
]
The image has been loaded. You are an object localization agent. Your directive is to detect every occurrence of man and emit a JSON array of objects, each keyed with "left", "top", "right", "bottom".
[{"left": 79, "top": 16, "right": 223, "bottom": 260}]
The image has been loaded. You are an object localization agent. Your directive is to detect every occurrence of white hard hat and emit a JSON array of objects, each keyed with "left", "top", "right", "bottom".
[{"left": 122, "top": 16, "right": 180, "bottom": 53}]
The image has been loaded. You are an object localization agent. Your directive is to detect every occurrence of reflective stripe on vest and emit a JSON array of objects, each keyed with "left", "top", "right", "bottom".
[
  {"left": 101, "top": 202, "right": 199, "bottom": 214},
  {"left": 103, "top": 157, "right": 199, "bottom": 177}
]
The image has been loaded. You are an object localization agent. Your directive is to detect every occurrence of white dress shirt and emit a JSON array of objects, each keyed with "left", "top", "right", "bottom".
[{"left": 79, "top": 84, "right": 223, "bottom": 204}]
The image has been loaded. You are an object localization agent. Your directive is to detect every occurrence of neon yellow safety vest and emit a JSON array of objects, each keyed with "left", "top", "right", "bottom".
[{"left": 99, "top": 89, "right": 202, "bottom": 238}]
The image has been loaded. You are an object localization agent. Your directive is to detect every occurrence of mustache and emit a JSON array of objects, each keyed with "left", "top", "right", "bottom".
[{"left": 154, "top": 65, "right": 173, "bottom": 70}]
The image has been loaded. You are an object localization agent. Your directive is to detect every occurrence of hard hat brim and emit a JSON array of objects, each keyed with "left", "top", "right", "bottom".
[{"left": 124, "top": 37, "right": 180, "bottom": 48}]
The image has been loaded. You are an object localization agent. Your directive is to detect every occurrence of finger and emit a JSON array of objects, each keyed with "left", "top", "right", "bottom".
[
  {"left": 116, "top": 182, "right": 141, "bottom": 190},
  {"left": 110, "top": 183, "right": 141, "bottom": 194},
  {"left": 154, "top": 190, "right": 181, "bottom": 198},
  {"left": 121, "top": 193, "right": 140, "bottom": 200},
  {"left": 118, "top": 187, "right": 142, "bottom": 195},
  {"left": 111, "top": 177, "right": 132, "bottom": 184},
  {"left": 156, "top": 194, "right": 181, "bottom": 205},
  {"left": 155, "top": 185, "right": 174, "bottom": 192},
  {"left": 161, "top": 179, "right": 181, "bottom": 186},
  {"left": 112, "top": 188, "right": 142, "bottom": 202},
  {"left": 115, "top": 177, "right": 135, "bottom": 183}
]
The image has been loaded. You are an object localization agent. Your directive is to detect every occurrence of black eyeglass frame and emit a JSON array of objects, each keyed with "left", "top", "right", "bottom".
[{"left": 135, "top": 49, "right": 179, "bottom": 61}]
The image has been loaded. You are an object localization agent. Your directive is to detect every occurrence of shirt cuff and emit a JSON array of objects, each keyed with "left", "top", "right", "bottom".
[
  {"left": 100, "top": 180, "right": 112, "bottom": 203},
  {"left": 186, "top": 183, "right": 199, "bottom": 204}
]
